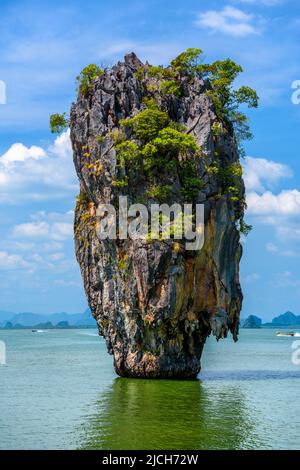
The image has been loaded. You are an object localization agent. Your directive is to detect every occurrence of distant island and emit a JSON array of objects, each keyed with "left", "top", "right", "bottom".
[
  {"left": 0, "top": 308, "right": 97, "bottom": 330},
  {"left": 241, "top": 311, "right": 300, "bottom": 329},
  {"left": 242, "top": 315, "right": 262, "bottom": 329}
]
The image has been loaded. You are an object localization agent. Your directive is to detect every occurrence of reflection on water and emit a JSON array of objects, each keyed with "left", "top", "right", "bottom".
[
  {"left": 79, "top": 378, "right": 262, "bottom": 450},
  {"left": 201, "top": 370, "right": 300, "bottom": 381}
]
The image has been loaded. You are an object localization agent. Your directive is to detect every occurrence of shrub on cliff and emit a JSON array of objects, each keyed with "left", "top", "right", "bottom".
[
  {"left": 76, "top": 64, "right": 104, "bottom": 97},
  {"left": 49, "top": 112, "right": 69, "bottom": 134},
  {"left": 117, "top": 106, "right": 202, "bottom": 202}
]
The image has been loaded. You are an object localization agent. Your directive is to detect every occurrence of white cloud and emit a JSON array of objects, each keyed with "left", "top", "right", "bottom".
[
  {"left": 49, "top": 253, "right": 65, "bottom": 261},
  {"left": 1, "top": 144, "right": 46, "bottom": 164},
  {"left": 243, "top": 156, "right": 292, "bottom": 193},
  {"left": 13, "top": 221, "right": 73, "bottom": 241},
  {"left": 247, "top": 189, "right": 300, "bottom": 216},
  {"left": 244, "top": 156, "right": 300, "bottom": 243},
  {"left": 246, "top": 188, "right": 300, "bottom": 242},
  {"left": 51, "top": 223, "right": 73, "bottom": 241},
  {"left": 13, "top": 210, "right": 73, "bottom": 241},
  {"left": 0, "top": 130, "right": 77, "bottom": 204},
  {"left": 13, "top": 221, "right": 50, "bottom": 238},
  {"left": 0, "top": 210, "right": 76, "bottom": 276},
  {"left": 195, "top": 6, "right": 259, "bottom": 36},
  {"left": 0, "top": 251, "right": 31, "bottom": 270}
]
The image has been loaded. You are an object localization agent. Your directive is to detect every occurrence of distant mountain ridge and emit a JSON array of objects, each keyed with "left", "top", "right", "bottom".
[
  {"left": 271, "top": 311, "right": 300, "bottom": 326},
  {"left": 2, "top": 310, "right": 300, "bottom": 330},
  {"left": 242, "top": 311, "right": 300, "bottom": 329},
  {"left": 0, "top": 308, "right": 96, "bottom": 328}
]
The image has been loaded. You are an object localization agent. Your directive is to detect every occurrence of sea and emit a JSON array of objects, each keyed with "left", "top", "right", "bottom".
[{"left": 0, "top": 328, "right": 299, "bottom": 450}]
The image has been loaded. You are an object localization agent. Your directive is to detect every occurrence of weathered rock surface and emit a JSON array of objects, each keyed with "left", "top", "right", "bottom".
[{"left": 71, "top": 53, "right": 244, "bottom": 378}]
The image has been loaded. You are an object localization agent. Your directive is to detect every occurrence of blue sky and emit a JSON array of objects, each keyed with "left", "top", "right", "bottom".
[{"left": 0, "top": 0, "right": 300, "bottom": 319}]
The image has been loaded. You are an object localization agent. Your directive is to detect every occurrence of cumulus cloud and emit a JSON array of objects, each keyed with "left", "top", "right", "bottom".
[
  {"left": 195, "top": 6, "right": 259, "bottom": 36},
  {"left": 13, "top": 221, "right": 50, "bottom": 238},
  {"left": 0, "top": 209, "right": 76, "bottom": 278},
  {"left": 0, "top": 130, "right": 77, "bottom": 204},
  {"left": 246, "top": 187, "right": 300, "bottom": 241},
  {"left": 243, "top": 156, "right": 300, "bottom": 244},
  {"left": 247, "top": 189, "right": 300, "bottom": 216},
  {"left": 1, "top": 144, "right": 46, "bottom": 164},
  {"left": 243, "top": 156, "right": 292, "bottom": 193},
  {"left": 13, "top": 211, "right": 73, "bottom": 241}
]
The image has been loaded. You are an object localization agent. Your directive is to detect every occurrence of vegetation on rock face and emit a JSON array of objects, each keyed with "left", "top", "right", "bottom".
[
  {"left": 116, "top": 105, "right": 203, "bottom": 203},
  {"left": 239, "top": 219, "right": 253, "bottom": 236},
  {"left": 50, "top": 64, "right": 104, "bottom": 133},
  {"left": 135, "top": 48, "right": 258, "bottom": 147},
  {"left": 199, "top": 61, "right": 259, "bottom": 142},
  {"left": 76, "top": 190, "right": 91, "bottom": 208},
  {"left": 160, "top": 80, "right": 182, "bottom": 97},
  {"left": 170, "top": 48, "right": 203, "bottom": 73},
  {"left": 120, "top": 108, "right": 169, "bottom": 142},
  {"left": 76, "top": 64, "right": 104, "bottom": 97},
  {"left": 115, "top": 48, "right": 257, "bottom": 226},
  {"left": 51, "top": 48, "right": 258, "bottom": 233}
]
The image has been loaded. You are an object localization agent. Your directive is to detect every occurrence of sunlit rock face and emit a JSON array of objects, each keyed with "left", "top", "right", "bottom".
[{"left": 71, "top": 53, "right": 244, "bottom": 378}]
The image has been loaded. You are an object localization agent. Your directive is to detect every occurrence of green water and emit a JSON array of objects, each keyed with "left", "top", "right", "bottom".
[{"left": 0, "top": 329, "right": 299, "bottom": 449}]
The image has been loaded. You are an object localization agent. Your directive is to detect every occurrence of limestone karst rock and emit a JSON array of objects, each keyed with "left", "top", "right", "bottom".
[{"left": 71, "top": 52, "right": 245, "bottom": 378}]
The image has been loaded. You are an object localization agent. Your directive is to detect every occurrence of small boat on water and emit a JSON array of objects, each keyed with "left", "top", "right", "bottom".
[
  {"left": 32, "top": 329, "right": 38, "bottom": 333},
  {"left": 276, "top": 331, "right": 296, "bottom": 337}
]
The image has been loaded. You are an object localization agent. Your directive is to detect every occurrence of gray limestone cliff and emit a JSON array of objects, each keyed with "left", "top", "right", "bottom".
[{"left": 70, "top": 53, "right": 244, "bottom": 378}]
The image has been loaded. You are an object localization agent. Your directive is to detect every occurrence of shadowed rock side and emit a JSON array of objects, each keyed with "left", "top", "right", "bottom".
[{"left": 71, "top": 53, "right": 244, "bottom": 378}]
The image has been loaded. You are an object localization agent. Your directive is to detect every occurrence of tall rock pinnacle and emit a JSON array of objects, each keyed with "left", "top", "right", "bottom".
[{"left": 70, "top": 52, "right": 246, "bottom": 378}]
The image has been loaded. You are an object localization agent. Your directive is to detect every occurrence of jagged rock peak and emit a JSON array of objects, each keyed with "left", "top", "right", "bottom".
[{"left": 124, "top": 52, "right": 144, "bottom": 70}]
